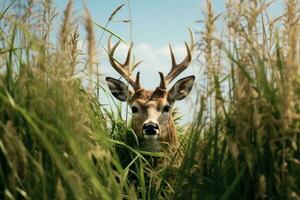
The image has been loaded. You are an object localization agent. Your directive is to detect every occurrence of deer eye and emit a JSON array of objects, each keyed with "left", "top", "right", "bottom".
[
  {"left": 163, "top": 105, "right": 171, "bottom": 113},
  {"left": 131, "top": 106, "right": 139, "bottom": 113}
]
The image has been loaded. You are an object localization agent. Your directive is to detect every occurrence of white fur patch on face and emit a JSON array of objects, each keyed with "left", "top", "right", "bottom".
[
  {"left": 142, "top": 128, "right": 159, "bottom": 139},
  {"left": 143, "top": 134, "right": 158, "bottom": 139}
]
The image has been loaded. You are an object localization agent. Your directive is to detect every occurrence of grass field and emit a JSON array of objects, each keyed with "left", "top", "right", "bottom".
[{"left": 0, "top": 0, "right": 300, "bottom": 199}]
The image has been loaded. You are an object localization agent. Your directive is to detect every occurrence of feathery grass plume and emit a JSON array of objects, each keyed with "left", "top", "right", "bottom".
[
  {"left": 54, "top": 0, "right": 74, "bottom": 77},
  {"left": 281, "top": 0, "right": 300, "bottom": 128},
  {"left": 277, "top": 0, "right": 300, "bottom": 195},
  {"left": 108, "top": 3, "right": 125, "bottom": 22},
  {"left": 33, "top": 0, "right": 57, "bottom": 70},
  {"left": 201, "top": 0, "right": 224, "bottom": 118},
  {"left": 201, "top": 0, "right": 214, "bottom": 94},
  {"left": 84, "top": 6, "right": 97, "bottom": 83},
  {"left": 202, "top": 0, "right": 216, "bottom": 72},
  {"left": 41, "top": 0, "right": 57, "bottom": 45},
  {"left": 257, "top": 175, "right": 266, "bottom": 199},
  {"left": 69, "top": 25, "right": 79, "bottom": 76},
  {"left": 227, "top": 0, "right": 261, "bottom": 164},
  {"left": 59, "top": 0, "right": 73, "bottom": 51},
  {"left": 22, "top": 0, "right": 34, "bottom": 23},
  {"left": 200, "top": 0, "right": 225, "bottom": 178}
]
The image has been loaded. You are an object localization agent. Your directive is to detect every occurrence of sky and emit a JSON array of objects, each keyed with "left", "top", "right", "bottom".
[
  {"left": 52, "top": 0, "right": 284, "bottom": 124},
  {"left": 53, "top": 0, "right": 225, "bottom": 87},
  {"left": 55, "top": 0, "right": 210, "bottom": 45}
]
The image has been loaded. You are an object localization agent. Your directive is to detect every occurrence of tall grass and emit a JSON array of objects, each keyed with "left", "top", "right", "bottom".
[
  {"left": 172, "top": 0, "right": 300, "bottom": 199},
  {"left": 0, "top": 0, "right": 299, "bottom": 199}
]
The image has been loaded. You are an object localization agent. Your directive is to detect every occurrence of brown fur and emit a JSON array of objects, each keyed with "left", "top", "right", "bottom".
[
  {"left": 106, "top": 76, "right": 195, "bottom": 152},
  {"left": 129, "top": 88, "right": 178, "bottom": 150}
]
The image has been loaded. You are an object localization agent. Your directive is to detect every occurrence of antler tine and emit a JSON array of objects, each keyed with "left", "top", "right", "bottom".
[
  {"left": 132, "top": 60, "right": 143, "bottom": 71},
  {"left": 158, "top": 72, "right": 167, "bottom": 90},
  {"left": 164, "top": 30, "right": 195, "bottom": 85},
  {"left": 168, "top": 44, "right": 176, "bottom": 67},
  {"left": 124, "top": 42, "right": 133, "bottom": 66},
  {"left": 188, "top": 27, "right": 195, "bottom": 51},
  {"left": 135, "top": 71, "right": 141, "bottom": 89},
  {"left": 107, "top": 35, "right": 140, "bottom": 89}
]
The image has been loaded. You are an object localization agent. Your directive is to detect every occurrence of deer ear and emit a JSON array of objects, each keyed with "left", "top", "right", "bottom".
[
  {"left": 106, "top": 77, "right": 132, "bottom": 101},
  {"left": 168, "top": 75, "right": 195, "bottom": 102}
]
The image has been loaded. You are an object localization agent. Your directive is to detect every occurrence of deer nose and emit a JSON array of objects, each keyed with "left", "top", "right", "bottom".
[{"left": 143, "top": 122, "right": 159, "bottom": 135}]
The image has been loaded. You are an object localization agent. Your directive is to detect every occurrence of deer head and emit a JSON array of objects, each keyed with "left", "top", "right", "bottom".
[{"left": 106, "top": 30, "right": 195, "bottom": 151}]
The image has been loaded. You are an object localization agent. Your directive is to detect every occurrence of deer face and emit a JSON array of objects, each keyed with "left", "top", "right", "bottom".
[
  {"left": 105, "top": 30, "right": 195, "bottom": 149},
  {"left": 106, "top": 76, "right": 194, "bottom": 142}
]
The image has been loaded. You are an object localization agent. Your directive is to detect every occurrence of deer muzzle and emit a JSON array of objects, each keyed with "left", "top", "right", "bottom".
[{"left": 142, "top": 122, "right": 159, "bottom": 139}]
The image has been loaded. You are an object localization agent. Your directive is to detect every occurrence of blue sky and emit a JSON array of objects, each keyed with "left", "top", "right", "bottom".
[
  {"left": 52, "top": 0, "right": 284, "bottom": 124},
  {"left": 53, "top": 0, "right": 283, "bottom": 46},
  {"left": 55, "top": 0, "right": 216, "bottom": 46}
]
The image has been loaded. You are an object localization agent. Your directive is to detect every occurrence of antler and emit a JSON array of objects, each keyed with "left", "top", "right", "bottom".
[
  {"left": 107, "top": 35, "right": 142, "bottom": 90},
  {"left": 159, "top": 29, "right": 195, "bottom": 89}
]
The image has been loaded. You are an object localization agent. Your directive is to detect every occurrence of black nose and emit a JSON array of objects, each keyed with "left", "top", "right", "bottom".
[{"left": 143, "top": 123, "right": 159, "bottom": 135}]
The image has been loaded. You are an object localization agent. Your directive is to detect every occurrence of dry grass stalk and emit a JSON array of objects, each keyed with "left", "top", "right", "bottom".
[
  {"left": 59, "top": 0, "right": 73, "bottom": 51},
  {"left": 42, "top": 0, "right": 57, "bottom": 44},
  {"left": 84, "top": 6, "right": 97, "bottom": 90},
  {"left": 108, "top": 3, "right": 125, "bottom": 22},
  {"left": 69, "top": 25, "right": 79, "bottom": 76},
  {"left": 84, "top": 7, "right": 96, "bottom": 68},
  {"left": 279, "top": 0, "right": 300, "bottom": 132},
  {"left": 257, "top": 175, "right": 267, "bottom": 199},
  {"left": 201, "top": 0, "right": 223, "bottom": 116}
]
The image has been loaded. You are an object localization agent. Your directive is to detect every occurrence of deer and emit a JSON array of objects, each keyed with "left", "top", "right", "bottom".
[{"left": 106, "top": 31, "right": 195, "bottom": 153}]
